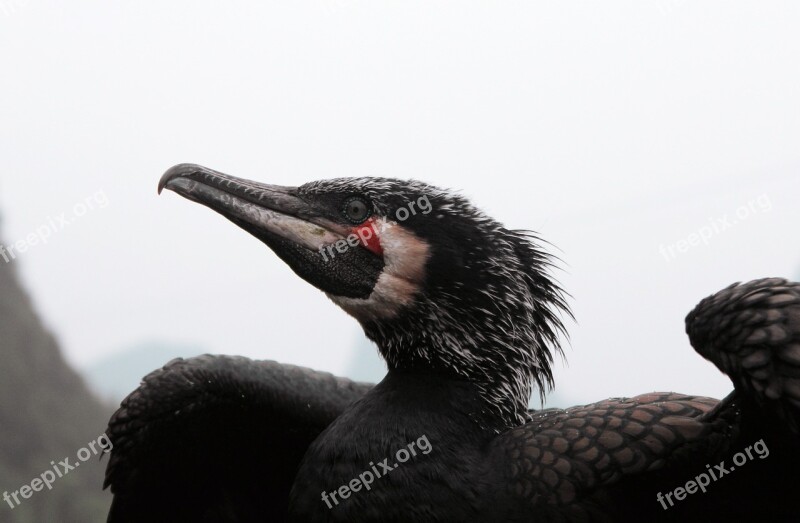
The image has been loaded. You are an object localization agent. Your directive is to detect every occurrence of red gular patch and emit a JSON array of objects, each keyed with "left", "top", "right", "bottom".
[{"left": 351, "top": 217, "right": 383, "bottom": 256}]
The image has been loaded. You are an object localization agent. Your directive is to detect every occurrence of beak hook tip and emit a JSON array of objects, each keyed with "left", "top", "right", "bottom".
[{"left": 159, "top": 163, "right": 203, "bottom": 195}]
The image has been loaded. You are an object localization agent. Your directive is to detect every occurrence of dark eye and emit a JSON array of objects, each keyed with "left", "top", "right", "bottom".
[{"left": 342, "top": 197, "right": 371, "bottom": 224}]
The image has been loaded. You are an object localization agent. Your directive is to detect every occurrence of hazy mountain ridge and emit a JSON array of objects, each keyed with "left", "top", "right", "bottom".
[
  {"left": 82, "top": 342, "right": 207, "bottom": 404},
  {"left": 0, "top": 244, "right": 112, "bottom": 522}
]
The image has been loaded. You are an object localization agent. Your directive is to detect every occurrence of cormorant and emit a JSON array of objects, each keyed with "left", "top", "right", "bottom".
[{"left": 104, "top": 164, "right": 800, "bottom": 522}]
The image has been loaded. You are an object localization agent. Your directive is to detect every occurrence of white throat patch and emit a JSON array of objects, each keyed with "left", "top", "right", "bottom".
[{"left": 328, "top": 217, "right": 430, "bottom": 322}]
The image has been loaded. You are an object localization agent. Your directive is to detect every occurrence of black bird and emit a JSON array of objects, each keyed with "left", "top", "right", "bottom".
[{"left": 104, "top": 164, "right": 800, "bottom": 522}]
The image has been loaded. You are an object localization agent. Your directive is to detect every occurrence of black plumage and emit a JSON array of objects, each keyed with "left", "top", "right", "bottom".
[
  {"left": 105, "top": 357, "right": 370, "bottom": 521},
  {"left": 103, "top": 165, "right": 800, "bottom": 522}
]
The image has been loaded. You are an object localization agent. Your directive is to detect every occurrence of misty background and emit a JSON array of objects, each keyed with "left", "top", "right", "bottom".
[{"left": 1, "top": 1, "right": 799, "bottom": 520}]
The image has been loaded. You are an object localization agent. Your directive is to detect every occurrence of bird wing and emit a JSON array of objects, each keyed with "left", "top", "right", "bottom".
[
  {"left": 493, "top": 392, "right": 738, "bottom": 521},
  {"left": 686, "top": 277, "right": 800, "bottom": 431},
  {"left": 103, "top": 355, "right": 373, "bottom": 522}
]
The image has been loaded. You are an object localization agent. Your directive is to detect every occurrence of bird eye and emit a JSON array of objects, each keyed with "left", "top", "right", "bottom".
[{"left": 342, "top": 197, "right": 371, "bottom": 224}]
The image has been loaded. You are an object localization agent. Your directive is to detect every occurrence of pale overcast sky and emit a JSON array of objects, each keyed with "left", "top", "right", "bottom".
[{"left": 1, "top": 1, "right": 799, "bottom": 406}]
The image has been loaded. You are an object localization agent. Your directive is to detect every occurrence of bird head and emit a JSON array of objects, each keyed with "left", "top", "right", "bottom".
[{"left": 159, "top": 164, "right": 571, "bottom": 429}]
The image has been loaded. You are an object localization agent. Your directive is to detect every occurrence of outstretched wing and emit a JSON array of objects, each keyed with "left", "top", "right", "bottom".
[
  {"left": 103, "top": 355, "right": 373, "bottom": 522},
  {"left": 686, "top": 277, "right": 800, "bottom": 431},
  {"left": 490, "top": 280, "right": 800, "bottom": 521},
  {"left": 492, "top": 393, "right": 744, "bottom": 521}
]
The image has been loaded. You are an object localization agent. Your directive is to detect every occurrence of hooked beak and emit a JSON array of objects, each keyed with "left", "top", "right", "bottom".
[
  {"left": 158, "top": 163, "right": 384, "bottom": 299},
  {"left": 159, "top": 163, "right": 347, "bottom": 251}
]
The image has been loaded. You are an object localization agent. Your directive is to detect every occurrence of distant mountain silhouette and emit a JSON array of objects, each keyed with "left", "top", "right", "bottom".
[
  {"left": 0, "top": 239, "right": 112, "bottom": 522},
  {"left": 82, "top": 342, "right": 207, "bottom": 404}
]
